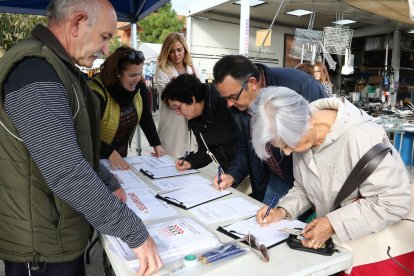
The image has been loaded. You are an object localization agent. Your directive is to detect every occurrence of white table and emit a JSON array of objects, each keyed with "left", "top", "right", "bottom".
[{"left": 100, "top": 162, "right": 353, "bottom": 276}]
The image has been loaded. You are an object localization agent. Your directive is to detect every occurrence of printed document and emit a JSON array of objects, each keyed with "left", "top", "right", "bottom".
[
  {"left": 125, "top": 189, "right": 178, "bottom": 221},
  {"left": 190, "top": 197, "right": 259, "bottom": 224},
  {"left": 156, "top": 185, "right": 231, "bottom": 209},
  {"left": 125, "top": 155, "right": 174, "bottom": 170},
  {"left": 140, "top": 166, "right": 198, "bottom": 179},
  {"left": 100, "top": 159, "right": 148, "bottom": 190},
  {"left": 220, "top": 217, "right": 306, "bottom": 248},
  {"left": 152, "top": 174, "right": 211, "bottom": 192},
  {"left": 107, "top": 217, "right": 219, "bottom": 270}
]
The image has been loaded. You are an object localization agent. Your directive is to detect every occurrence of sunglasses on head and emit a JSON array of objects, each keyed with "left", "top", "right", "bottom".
[{"left": 125, "top": 50, "right": 144, "bottom": 61}]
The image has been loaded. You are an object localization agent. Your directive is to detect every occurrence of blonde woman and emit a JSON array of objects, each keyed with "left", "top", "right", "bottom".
[
  {"left": 314, "top": 61, "right": 333, "bottom": 97},
  {"left": 155, "top": 33, "right": 201, "bottom": 158}
]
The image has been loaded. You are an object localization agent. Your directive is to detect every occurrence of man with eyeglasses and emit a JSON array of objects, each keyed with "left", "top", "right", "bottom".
[{"left": 212, "top": 55, "right": 327, "bottom": 206}]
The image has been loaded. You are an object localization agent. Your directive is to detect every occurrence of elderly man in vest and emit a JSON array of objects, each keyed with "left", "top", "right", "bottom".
[{"left": 0, "top": 0, "right": 161, "bottom": 275}]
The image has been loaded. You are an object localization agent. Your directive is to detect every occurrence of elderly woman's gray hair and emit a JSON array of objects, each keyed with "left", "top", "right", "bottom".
[{"left": 251, "top": 86, "right": 310, "bottom": 159}]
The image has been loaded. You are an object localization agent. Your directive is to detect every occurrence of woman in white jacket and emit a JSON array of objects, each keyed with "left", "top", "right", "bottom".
[
  {"left": 155, "top": 33, "right": 201, "bottom": 158},
  {"left": 251, "top": 86, "right": 413, "bottom": 275}
]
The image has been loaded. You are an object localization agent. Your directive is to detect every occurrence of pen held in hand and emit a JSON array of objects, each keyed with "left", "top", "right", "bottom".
[
  {"left": 262, "top": 194, "right": 277, "bottom": 225},
  {"left": 180, "top": 151, "right": 189, "bottom": 166}
]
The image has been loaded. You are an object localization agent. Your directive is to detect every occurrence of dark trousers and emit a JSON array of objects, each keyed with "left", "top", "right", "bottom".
[{"left": 4, "top": 255, "right": 85, "bottom": 276}]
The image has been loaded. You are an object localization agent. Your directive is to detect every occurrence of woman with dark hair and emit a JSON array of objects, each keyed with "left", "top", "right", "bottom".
[
  {"left": 161, "top": 74, "right": 237, "bottom": 171},
  {"left": 88, "top": 46, "right": 165, "bottom": 172}
]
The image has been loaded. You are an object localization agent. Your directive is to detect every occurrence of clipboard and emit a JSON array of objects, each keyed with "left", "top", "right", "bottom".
[
  {"left": 140, "top": 167, "right": 198, "bottom": 179},
  {"left": 217, "top": 217, "right": 306, "bottom": 249},
  {"left": 155, "top": 185, "right": 231, "bottom": 210}
]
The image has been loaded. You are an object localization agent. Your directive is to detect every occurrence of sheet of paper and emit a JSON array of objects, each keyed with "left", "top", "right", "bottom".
[
  {"left": 152, "top": 174, "right": 211, "bottom": 191},
  {"left": 158, "top": 185, "right": 231, "bottom": 209},
  {"left": 222, "top": 217, "right": 306, "bottom": 248},
  {"left": 107, "top": 217, "right": 219, "bottom": 271},
  {"left": 125, "top": 155, "right": 174, "bottom": 170},
  {"left": 189, "top": 197, "right": 259, "bottom": 224},
  {"left": 100, "top": 159, "right": 148, "bottom": 190},
  {"left": 140, "top": 166, "right": 199, "bottom": 179},
  {"left": 125, "top": 189, "right": 178, "bottom": 221},
  {"left": 110, "top": 169, "right": 148, "bottom": 191}
]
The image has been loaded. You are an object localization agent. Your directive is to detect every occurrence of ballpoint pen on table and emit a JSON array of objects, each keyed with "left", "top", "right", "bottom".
[{"left": 262, "top": 194, "right": 277, "bottom": 225}]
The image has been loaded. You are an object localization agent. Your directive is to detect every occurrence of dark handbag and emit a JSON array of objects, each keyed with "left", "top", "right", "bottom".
[{"left": 287, "top": 143, "right": 391, "bottom": 255}]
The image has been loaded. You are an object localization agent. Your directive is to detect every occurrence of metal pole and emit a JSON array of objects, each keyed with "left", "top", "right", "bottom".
[
  {"left": 131, "top": 23, "right": 142, "bottom": 156},
  {"left": 254, "top": 0, "right": 286, "bottom": 62},
  {"left": 239, "top": 0, "right": 250, "bottom": 56}
]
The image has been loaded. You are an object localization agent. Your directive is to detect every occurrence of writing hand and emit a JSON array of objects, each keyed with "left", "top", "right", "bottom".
[
  {"left": 213, "top": 173, "right": 234, "bottom": 191},
  {"left": 256, "top": 206, "right": 285, "bottom": 226},
  {"left": 133, "top": 236, "right": 162, "bottom": 276},
  {"left": 175, "top": 159, "right": 191, "bottom": 171},
  {"left": 151, "top": 145, "right": 165, "bottom": 158},
  {"left": 108, "top": 150, "right": 130, "bottom": 170},
  {"left": 113, "top": 187, "right": 127, "bottom": 203},
  {"left": 301, "top": 216, "right": 334, "bottom": 249}
]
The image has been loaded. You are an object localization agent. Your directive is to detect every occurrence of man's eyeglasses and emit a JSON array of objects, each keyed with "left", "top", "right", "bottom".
[
  {"left": 125, "top": 50, "right": 144, "bottom": 62},
  {"left": 220, "top": 76, "right": 251, "bottom": 102}
]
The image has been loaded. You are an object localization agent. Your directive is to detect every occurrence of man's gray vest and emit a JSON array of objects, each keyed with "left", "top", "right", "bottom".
[{"left": 0, "top": 35, "right": 100, "bottom": 263}]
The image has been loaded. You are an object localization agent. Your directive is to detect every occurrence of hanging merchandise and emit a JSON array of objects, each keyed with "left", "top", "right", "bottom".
[
  {"left": 322, "top": 13, "right": 354, "bottom": 55},
  {"left": 341, "top": 48, "right": 354, "bottom": 75},
  {"left": 289, "top": 12, "right": 323, "bottom": 62}
]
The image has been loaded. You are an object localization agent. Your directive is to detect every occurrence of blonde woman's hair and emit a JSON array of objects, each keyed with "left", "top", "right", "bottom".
[
  {"left": 314, "top": 61, "right": 332, "bottom": 84},
  {"left": 157, "top": 33, "right": 192, "bottom": 76}
]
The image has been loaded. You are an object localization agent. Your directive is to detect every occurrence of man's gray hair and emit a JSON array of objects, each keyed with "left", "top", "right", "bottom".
[
  {"left": 47, "top": 0, "right": 101, "bottom": 24},
  {"left": 251, "top": 86, "right": 310, "bottom": 159}
]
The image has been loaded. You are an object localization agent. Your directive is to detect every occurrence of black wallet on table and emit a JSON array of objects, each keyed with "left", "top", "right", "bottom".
[{"left": 286, "top": 232, "right": 337, "bottom": 256}]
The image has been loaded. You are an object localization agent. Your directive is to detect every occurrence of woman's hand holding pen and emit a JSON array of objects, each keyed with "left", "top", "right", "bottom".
[
  {"left": 151, "top": 145, "right": 165, "bottom": 158},
  {"left": 256, "top": 206, "right": 285, "bottom": 226},
  {"left": 175, "top": 159, "right": 191, "bottom": 171},
  {"left": 213, "top": 173, "right": 234, "bottom": 191}
]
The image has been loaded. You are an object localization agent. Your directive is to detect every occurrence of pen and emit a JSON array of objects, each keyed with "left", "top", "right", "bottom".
[
  {"left": 263, "top": 194, "right": 277, "bottom": 224},
  {"left": 217, "top": 165, "right": 222, "bottom": 184},
  {"left": 180, "top": 151, "right": 188, "bottom": 166}
]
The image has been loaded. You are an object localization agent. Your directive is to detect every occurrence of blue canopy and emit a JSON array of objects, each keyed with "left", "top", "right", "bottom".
[{"left": 0, "top": 0, "right": 170, "bottom": 22}]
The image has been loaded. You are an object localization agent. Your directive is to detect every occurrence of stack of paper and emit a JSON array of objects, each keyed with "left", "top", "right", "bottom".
[
  {"left": 125, "top": 189, "right": 178, "bottom": 221},
  {"left": 107, "top": 217, "right": 219, "bottom": 270},
  {"left": 99, "top": 159, "right": 148, "bottom": 190}
]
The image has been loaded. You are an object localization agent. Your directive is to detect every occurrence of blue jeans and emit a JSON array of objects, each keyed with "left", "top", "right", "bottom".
[{"left": 262, "top": 173, "right": 293, "bottom": 206}]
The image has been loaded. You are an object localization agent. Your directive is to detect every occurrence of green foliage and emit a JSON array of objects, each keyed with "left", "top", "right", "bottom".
[
  {"left": 109, "top": 35, "right": 127, "bottom": 55},
  {"left": 138, "top": 3, "right": 184, "bottom": 44},
  {"left": 0, "top": 13, "right": 47, "bottom": 51}
]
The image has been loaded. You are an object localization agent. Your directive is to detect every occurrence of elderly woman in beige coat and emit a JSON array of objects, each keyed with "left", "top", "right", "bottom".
[{"left": 251, "top": 86, "right": 412, "bottom": 274}]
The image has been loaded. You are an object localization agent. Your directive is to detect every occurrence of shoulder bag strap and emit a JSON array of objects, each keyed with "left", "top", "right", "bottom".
[{"left": 333, "top": 143, "right": 392, "bottom": 210}]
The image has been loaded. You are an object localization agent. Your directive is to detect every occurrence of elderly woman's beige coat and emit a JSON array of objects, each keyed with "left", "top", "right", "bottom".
[{"left": 278, "top": 98, "right": 412, "bottom": 271}]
